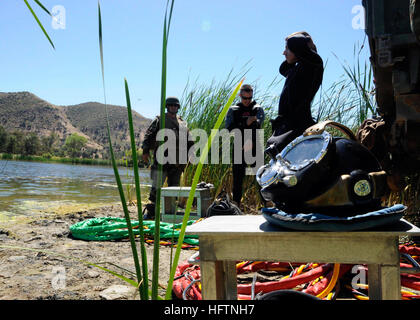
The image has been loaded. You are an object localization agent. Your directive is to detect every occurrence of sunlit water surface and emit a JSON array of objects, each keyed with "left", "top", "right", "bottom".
[{"left": 0, "top": 160, "right": 151, "bottom": 218}]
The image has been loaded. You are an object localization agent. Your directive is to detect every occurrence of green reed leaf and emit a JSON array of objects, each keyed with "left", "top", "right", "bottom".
[
  {"left": 124, "top": 78, "right": 149, "bottom": 300},
  {"left": 97, "top": 1, "right": 144, "bottom": 299},
  {"left": 151, "top": 0, "right": 175, "bottom": 300},
  {"left": 33, "top": 0, "right": 51, "bottom": 16},
  {"left": 23, "top": 0, "right": 55, "bottom": 49}
]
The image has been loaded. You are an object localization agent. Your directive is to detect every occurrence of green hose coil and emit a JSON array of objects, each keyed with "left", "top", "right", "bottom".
[{"left": 69, "top": 217, "right": 198, "bottom": 245}]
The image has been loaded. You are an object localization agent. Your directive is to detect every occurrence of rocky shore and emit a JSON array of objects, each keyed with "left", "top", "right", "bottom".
[{"left": 0, "top": 204, "right": 193, "bottom": 300}]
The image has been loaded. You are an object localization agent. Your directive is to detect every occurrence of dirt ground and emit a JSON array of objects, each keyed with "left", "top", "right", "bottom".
[
  {"left": 1, "top": 203, "right": 419, "bottom": 301},
  {"left": 0, "top": 204, "right": 193, "bottom": 300}
]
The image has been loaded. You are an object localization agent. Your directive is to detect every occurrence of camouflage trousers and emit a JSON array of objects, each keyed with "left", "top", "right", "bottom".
[{"left": 147, "top": 164, "right": 184, "bottom": 204}]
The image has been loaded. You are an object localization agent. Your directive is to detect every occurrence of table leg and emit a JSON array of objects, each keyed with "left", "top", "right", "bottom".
[
  {"left": 368, "top": 263, "right": 401, "bottom": 300},
  {"left": 197, "top": 194, "right": 201, "bottom": 219},
  {"left": 200, "top": 260, "right": 237, "bottom": 300}
]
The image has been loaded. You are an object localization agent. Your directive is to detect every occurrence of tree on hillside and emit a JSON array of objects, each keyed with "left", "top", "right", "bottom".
[
  {"left": 41, "top": 132, "right": 59, "bottom": 155},
  {"left": 0, "top": 126, "right": 7, "bottom": 153},
  {"left": 63, "top": 133, "right": 87, "bottom": 158},
  {"left": 6, "top": 131, "right": 25, "bottom": 155},
  {"left": 24, "top": 133, "right": 41, "bottom": 155}
]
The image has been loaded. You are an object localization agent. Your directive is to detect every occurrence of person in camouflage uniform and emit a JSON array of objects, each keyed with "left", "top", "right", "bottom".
[{"left": 141, "top": 96, "right": 193, "bottom": 220}]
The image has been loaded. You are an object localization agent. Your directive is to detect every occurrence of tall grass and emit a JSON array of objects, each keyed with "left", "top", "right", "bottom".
[{"left": 313, "top": 43, "right": 377, "bottom": 131}]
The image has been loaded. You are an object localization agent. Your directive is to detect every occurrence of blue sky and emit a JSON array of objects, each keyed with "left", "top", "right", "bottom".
[{"left": 0, "top": 0, "right": 368, "bottom": 119}]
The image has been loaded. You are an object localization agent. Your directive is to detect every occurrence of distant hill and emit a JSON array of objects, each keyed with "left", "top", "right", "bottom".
[
  {"left": 0, "top": 92, "right": 152, "bottom": 157},
  {"left": 64, "top": 102, "right": 151, "bottom": 155}
]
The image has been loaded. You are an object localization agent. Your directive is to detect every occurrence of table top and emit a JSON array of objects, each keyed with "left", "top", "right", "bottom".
[{"left": 185, "top": 215, "right": 420, "bottom": 237}]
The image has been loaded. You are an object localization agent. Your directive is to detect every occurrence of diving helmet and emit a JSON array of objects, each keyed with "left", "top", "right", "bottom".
[{"left": 257, "top": 121, "right": 387, "bottom": 214}]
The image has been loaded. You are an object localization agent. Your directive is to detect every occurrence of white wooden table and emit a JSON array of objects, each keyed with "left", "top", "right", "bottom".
[{"left": 185, "top": 215, "right": 420, "bottom": 300}]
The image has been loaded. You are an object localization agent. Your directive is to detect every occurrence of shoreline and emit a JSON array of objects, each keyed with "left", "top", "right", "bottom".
[
  {"left": 0, "top": 203, "right": 193, "bottom": 300},
  {"left": 0, "top": 154, "right": 146, "bottom": 168}
]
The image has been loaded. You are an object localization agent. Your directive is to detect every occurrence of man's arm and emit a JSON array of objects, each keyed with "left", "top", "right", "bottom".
[
  {"left": 246, "top": 105, "right": 265, "bottom": 128},
  {"left": 141, "top": 117, "right": 160, "bottom": 157},
  {"left": 225, "top": 107, "right": 236, "bottom": 131},
  {"left": 255, "top": 106, "right": 265, "bottom": 127}
]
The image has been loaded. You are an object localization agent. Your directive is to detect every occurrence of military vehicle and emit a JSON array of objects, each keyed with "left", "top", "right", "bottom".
[{"left": 360, "top": 0, "right": 420, "bottom": 190}]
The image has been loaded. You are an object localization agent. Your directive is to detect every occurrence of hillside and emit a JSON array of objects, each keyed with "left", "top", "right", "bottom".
[
  {"left": 0, "top": 92, "right": 151, "bottom": 157},
  {"left": 64, "top": 102, "right": 151, "bottom": 155},
  {"left": 0, "top": 91, "right": 87, "bottom": 141}
]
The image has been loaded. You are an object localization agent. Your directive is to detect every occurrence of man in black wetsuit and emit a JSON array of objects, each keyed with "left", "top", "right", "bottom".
[
  {"left": 225, "top": 84, "right": 265, "bottom": 206},
  {"left": 266, "top": 31, "right": 324, "bottom": 157}
]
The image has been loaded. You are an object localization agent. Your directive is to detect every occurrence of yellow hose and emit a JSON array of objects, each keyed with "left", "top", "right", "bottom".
[
  {"left": 316, "top": 263, "right": 340, "bottom": 299},
  {"left": 354, "top": 294, "right": 369, "bottom": 300},
  {"left": 295, "top": 264, "right": 306, "bottom": 276},
  {"left": 352, "top": 283, "right": 417, "bottom": 299}
]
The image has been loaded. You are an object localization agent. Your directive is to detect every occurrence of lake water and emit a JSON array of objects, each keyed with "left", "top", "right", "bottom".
[{"left": 0, "top": 160, "right": 151, "bottom": 218}]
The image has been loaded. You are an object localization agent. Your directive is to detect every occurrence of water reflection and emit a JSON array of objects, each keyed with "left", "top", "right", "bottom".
[{"left": 0, "top": 160, "right": 151, "bottom": 217}]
